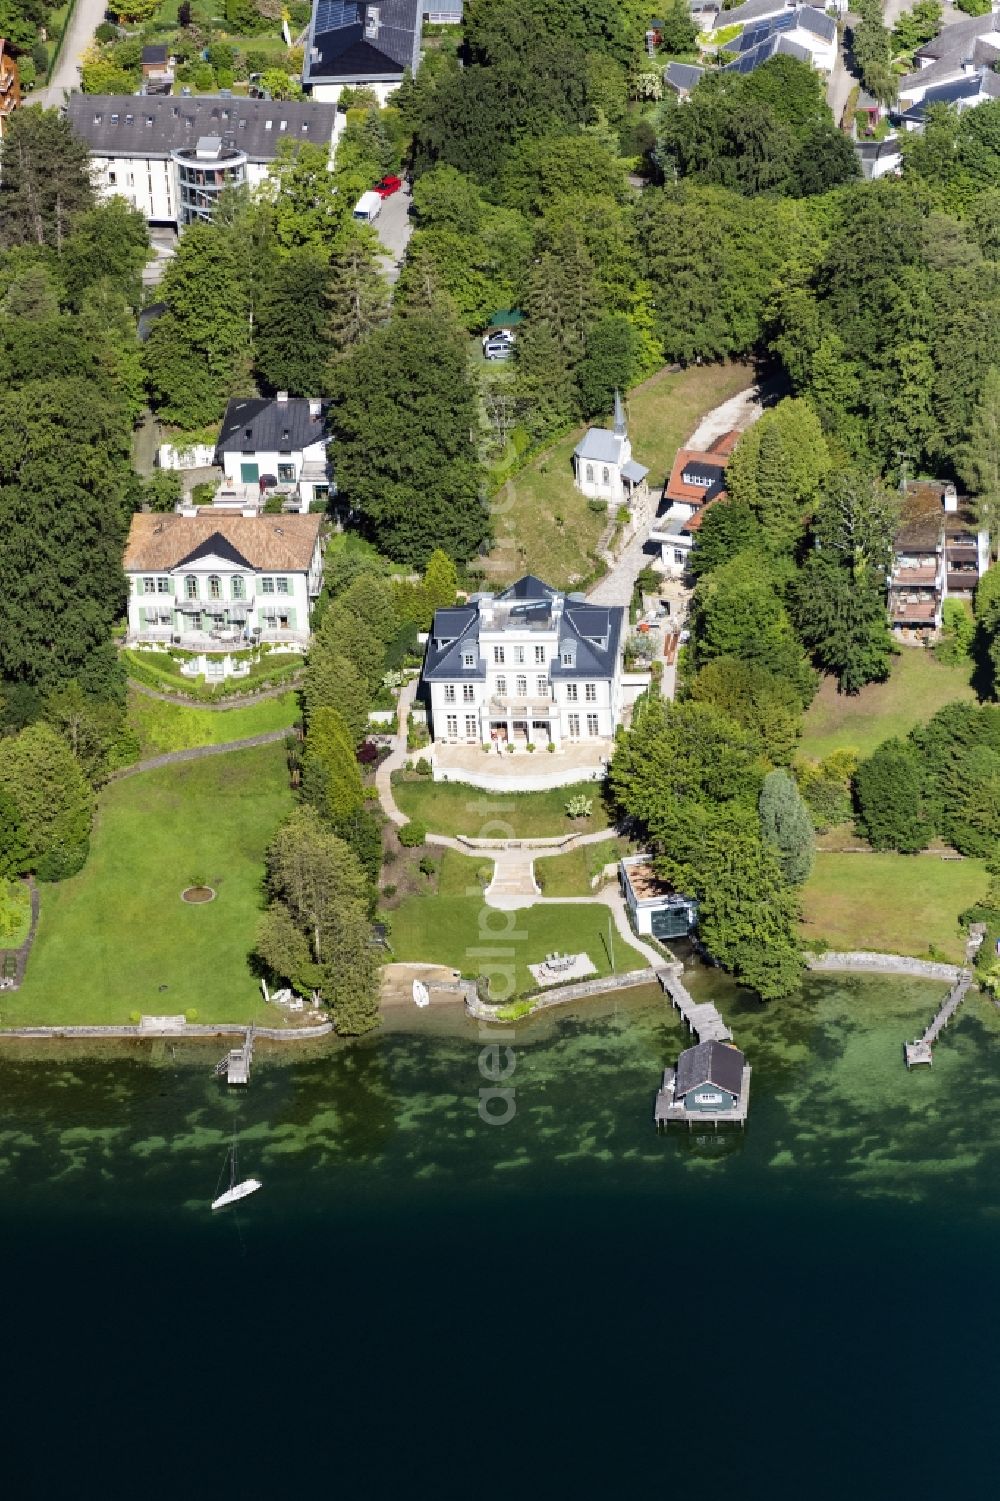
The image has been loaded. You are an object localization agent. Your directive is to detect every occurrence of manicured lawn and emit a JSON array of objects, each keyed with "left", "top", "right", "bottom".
[
  {"left": 800, "top": 651, "right": 976, "bottom": 762},
  {"left": 6, "top": 745, "right": 294, "bottom": 1027},
  {"left": 387, "top": 889, "right": 647, "bottom": 997},
  {"left": 128, "top": 688, "right": 299, "bottom": 757},
  {"left": 535, "top": 837, "right": 627, "bottom": 897},
  {"left": 0, "top": 881, "right": 32, "bottom": 950},
  {"left": 479, "top": 361, "right": 752, "bottom": 590},
  {"left": 799, "top": 852, "right": 988, "bottom": 963},
  {"left": 392, "top": 775, "right": 611, "bottom": 838}
]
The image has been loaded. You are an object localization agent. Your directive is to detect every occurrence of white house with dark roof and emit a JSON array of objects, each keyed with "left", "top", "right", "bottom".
[
  {"left": 215, "top": 394, "right": 331, "bottom": 509},
  {"left": 572, "top": 393, "right": 648, "bottom": 509},
  {"left": 723, "top": 6, "right": 836, "bottom": 74},
  {"left": 124, "top": 513, "right": 323, "bottom": 679},
  {"left": 421, "top": 575, "right": 626, "bottom": 749},
  {"left": 66, "top": 94, "right": 337, "bottom": 226},
  {"left": 303, "top": 0, "right": 422, "bottom": 111}
]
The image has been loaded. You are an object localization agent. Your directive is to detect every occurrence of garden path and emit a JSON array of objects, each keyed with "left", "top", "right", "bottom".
[
  {"left": 129, "top": 676, "right": 304, "bottom": 711},
  {"left": 111, "top": 728, "right": 290, "bottom": 782}
]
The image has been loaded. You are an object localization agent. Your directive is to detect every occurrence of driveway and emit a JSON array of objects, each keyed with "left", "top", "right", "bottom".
[
  {"left": 374, "top": 183, "right": 413, "bottom": 285},
  {"left": 34, "top": 0, "right": 107, "bottom": 107},
  {"left": 586, "top": 379, "right": 772, "bottom": 611}
]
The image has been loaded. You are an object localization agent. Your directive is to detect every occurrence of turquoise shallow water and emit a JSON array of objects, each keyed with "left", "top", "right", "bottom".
[{"left": 2, "top": 972, "right": 999, "bottom": 1496}]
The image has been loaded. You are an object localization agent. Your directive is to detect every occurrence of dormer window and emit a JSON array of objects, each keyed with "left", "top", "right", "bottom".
[
  {"left": 111, "top": 112, "right": 119, "bottom": 124},
  {"left": 365, "top": 5, "right": 381, "bottom": 38},
  {"left": 561, "top": 647, "right": 575, "bottom": 667},
  {"left": 463, "top": 651, "right": 475, "bottom": 668},
  {"left": 94, "top": 113, "right": 102, "bottom": 124}
]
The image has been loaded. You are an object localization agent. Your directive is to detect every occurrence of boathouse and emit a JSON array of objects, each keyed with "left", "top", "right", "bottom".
[
  {"left": 675, "top": 1040, "right": 744, "bottom": 1112},
  {"left": 619, "top": 855, "right": 698, "bottom": 940}
]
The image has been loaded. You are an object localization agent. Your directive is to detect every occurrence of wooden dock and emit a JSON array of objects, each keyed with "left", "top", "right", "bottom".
[
  {"left": 215, "top": 1023, "right": 254, "bottom": 1085},
  {"left": 904, "top": 972, "right": 974, "bottom": 1069},
  {"left": 657, "top": 968, "right": 732, "bottom": 1043},
  {"left": 654, "top": 1064, "right": 751, "bottom": 1129}
]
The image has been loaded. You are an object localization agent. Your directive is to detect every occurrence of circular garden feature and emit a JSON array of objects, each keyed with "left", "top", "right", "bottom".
[{"left": 181, "top": 886, "right": 216, "bottom": 904}]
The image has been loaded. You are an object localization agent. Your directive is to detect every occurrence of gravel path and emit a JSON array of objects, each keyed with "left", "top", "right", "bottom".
[
  {"left": 34, "top": 0, "right": 107, "bottom": 106},
  {"left": 111, "top": 728, "right": 290, "bottom": 781},
  {"left": 129, "top": 676, "right": 303, "bottom": 711}
]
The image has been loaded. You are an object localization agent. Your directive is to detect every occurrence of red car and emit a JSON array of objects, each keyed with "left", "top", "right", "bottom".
[{"left": 374, "top": 175, "right": 402, "bottom": 198}]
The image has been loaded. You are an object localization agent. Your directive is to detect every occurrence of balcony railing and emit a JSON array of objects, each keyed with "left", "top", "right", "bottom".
[
  {"left": 891, "top": 565, "right": 939, "bottom": 586},
  {"left": 488, "top": 697, "right": 555, "bottom": 715}
]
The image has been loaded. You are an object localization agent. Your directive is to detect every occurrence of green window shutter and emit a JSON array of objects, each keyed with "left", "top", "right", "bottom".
[
  {"left": 166, "top": 578, "right": 174, "bottom": 595},
  {"left": 285, "top": 607, "right": 297, "bottom": 630}
]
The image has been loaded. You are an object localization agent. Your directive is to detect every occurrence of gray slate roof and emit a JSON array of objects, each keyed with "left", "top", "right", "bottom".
[
  {"left": 724, "top": 31, "right": 812, "bottom": 74},
  {"left": 422, "top": 577, "right": 624, "bottom": 684},
  {"left": 664, "top": 61, "right": 705, "bottom": 93},
  {"left": 216, "top": 397, "right": 327, "bottom": 457},
  {"left": 574, "top": 428, "right": 626, "bottom": 465},
  {"left": 714, "top": 0, "right": 791, "bottom": 30},
  {"left": 914, "top": 12, "right": 1000, "bottom": 63},
  {"left": 675, "top": 1041, "right": 745, "bottom": 1099},
  {"left": 66, "top": 93, "right": 338, "bottom": 162},
  {"left": 304, "top": 0, "right": 422, "bottom": 85}
]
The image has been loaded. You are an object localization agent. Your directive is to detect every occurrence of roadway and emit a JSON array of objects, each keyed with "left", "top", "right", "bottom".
[
  {"left": 373, "top": 181, "right": 413, "bottom": 285},
  {"left": 34, "top": 0, "right": 107, "bottom": 108}
]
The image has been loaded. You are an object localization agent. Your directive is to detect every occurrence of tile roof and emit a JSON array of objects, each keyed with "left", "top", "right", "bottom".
[
  {"left": 675, "top": 1040, "right": 745, "bottom": 1099},
  {"left": 216, "top": 396, "right": 327, "bottom": 457},
  {"left": 66, "top": 93, "right": 337, "bottom": 162},
  {"left": 664, "top": 430, "right": 740, "bottom": 507},
  {"left": 124, "top": 514, "right": 322, "bottom": 573}
]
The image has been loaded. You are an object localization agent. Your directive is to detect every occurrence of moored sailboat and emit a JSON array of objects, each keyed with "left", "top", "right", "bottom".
[{"left": 211, "top": 1133, "right": 262, "bottom": 1211}]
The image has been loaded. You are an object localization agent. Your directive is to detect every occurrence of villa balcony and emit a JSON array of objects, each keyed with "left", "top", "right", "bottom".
[
  {"left": 127, "top": 627, "right": 308, "bottom": 653},
  {"left": 489, "top": 697, "right": 554, "bottom": 714},
  {"left": 891, "top": 564, "right": 939, "bottom": 587}
]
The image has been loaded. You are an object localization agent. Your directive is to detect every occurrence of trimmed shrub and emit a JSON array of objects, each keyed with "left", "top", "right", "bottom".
[{"left": 398, "top": 820, "right": 427, "bottom": 847}]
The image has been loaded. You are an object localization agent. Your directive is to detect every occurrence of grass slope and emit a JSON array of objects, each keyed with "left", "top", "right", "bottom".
[
  {"left": 392, "top": 775, "right": 611, "bottom": 838},
  {"left": 129, "top": 688, "right": 299, "bottom": 757},
  {"left": 8, "top": 745, "right": 293, "bottom": 1027},
  {"left": 480, "top": 361, "right": 752, "bottom": 589},
  {"left": 535, "top": 837, "right": 627, "bottom": 897},
  {"left": 800, "top": 652, "right": 976, "bottom": 762},
  {"left": 799, "top": 852, "right": 988, "bottom": 963},
  {"left": 388, "top": 883, "right": 647, "bottom": 997}
]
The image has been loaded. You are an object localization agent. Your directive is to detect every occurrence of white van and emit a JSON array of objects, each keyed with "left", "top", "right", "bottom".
[
  {"left": 482, "top": 328, "right": 516, "bottom": 360},
  {"left": 353, "top": 190, "right": 383, "bottom": 223}
]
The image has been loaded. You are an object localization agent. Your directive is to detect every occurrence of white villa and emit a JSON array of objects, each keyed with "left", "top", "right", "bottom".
[
  {"left": 573, "top": 392, "right": 649, "bottom": 509},
  {"left": 422, "top": 576, "right": 626, "bottom": 749},
  {"left": 215, "top": 394, "right": 331, "bottom": 511},
  {"left": 124, "top": 513, "right": 323, "bottom": 680}
]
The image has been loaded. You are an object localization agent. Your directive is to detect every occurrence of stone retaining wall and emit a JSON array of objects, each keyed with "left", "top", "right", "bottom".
[
  {"left": 0, "top": 1020, "right": 333, "bottom": 1042},
  {"left": 805, "top": 951, "right": 964, "bottom": 982},
  {"left": 468, "top": 967, "right": 654, "bottom": 1022}
]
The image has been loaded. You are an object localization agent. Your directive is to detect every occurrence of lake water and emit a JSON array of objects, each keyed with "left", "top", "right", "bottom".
[{"left": 3, "top": 970, "right": 999, "bottom": 1497}]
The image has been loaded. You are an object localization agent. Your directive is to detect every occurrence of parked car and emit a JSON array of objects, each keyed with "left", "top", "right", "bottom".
[
  {"left": 375, "top": 175, "right": 402, "bottom": 198},
  {"left": 482, "top": 328, "right": 516, "bottom": 360}
]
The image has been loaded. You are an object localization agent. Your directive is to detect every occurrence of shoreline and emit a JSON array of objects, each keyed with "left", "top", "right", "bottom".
[{"left": 0, "top": 951, "right": 971, "bottom": 1058}]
